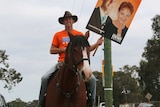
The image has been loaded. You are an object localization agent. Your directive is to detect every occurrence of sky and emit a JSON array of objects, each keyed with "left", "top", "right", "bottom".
[{"left": 0, "top": 0, "right": 160, "bottom": 103}]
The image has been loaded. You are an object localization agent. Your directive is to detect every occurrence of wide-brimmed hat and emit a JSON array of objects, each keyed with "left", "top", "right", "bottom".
[{"left": 58, "top": 11, "right": 78, "bottom": 24}]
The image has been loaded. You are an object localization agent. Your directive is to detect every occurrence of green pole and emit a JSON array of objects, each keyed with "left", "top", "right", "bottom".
[{"left": 104, "top": 37, "right": 113, "bottom": 107}]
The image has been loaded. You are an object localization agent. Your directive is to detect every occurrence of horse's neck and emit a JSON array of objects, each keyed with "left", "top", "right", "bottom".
[{"left": 59, "top": 66, "right": 78, "bottom": 88}]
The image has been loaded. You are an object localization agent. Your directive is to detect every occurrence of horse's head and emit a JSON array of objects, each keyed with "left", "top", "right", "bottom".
[{"left": 65, "top": 32, "right": 92, "bottom": 80}]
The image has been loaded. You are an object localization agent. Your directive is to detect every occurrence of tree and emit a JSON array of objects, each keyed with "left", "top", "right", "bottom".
[
  {"left": 138, "top": 15, "right": 160, "bottom": 101},
  {"left": 113, "top": 65, "right": 142, "bottom": 107},
  {"left": 93, "top": 65, "right": 142, "bottom": 107},
  {"left": 0, "top": 50, "right": 23, "bottom": 90},
  {"left": 8, "top": 99, "right": 39, "bottom": 107}
]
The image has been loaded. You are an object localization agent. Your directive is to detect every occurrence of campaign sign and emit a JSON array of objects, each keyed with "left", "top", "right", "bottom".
[{"left": 86, "top": 0, "right": 142, "bottom": 44}]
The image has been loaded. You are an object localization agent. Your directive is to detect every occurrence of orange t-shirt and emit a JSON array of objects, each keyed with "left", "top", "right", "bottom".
[{"left": 52, "top": 29, "right": 84, "bottom": 62}]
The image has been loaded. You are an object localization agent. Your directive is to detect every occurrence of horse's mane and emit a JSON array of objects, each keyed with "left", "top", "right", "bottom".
[
  {"left": 64, "top": 35, "right": 90, "bottom": 64},
  {"left": 71, "top": 36, "right": 90, "bottom": 47},
  {"left": 66, "top": 35, "right": 90, "bottom": 52}
]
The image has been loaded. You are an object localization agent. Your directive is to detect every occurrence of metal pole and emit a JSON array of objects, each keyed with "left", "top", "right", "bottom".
[{"left": 104, "top": 37, "right": 113, "bottom": 107}]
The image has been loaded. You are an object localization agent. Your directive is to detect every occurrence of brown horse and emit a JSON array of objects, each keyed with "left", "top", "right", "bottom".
[{"left": 45, "top": 34, "right": 92, "bottom": 107}]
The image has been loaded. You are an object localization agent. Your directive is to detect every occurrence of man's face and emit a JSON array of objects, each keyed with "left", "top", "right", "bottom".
[
  {"left": 102, "top": 0, "right": 117, "bottom": 15},
  {"left": 63, "top": 17, "right": 74, "bottom": 27}
]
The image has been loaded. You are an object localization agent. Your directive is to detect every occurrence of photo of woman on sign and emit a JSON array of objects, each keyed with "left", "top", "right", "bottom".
[{"left": 103, "top": 1, "right": 134, "bottom": 44}]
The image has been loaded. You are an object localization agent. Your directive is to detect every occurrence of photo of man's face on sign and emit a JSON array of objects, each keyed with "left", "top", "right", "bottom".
[{"left": 86, "top": 0, "right": 141, "bottom": 44}]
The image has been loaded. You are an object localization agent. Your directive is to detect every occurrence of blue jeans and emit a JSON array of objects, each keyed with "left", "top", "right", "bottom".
[{"left": 38, "top": 64, "right": 97, "bottom": 105}]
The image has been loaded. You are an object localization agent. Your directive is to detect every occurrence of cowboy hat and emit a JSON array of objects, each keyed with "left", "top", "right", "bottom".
[{"left": 58, "top": 11, "right": 78, "bottom": 24}]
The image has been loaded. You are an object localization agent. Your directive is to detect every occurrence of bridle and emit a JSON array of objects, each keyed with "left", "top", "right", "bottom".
[{"left": 56, "top": 46, "right": 90, "bottom": 107}]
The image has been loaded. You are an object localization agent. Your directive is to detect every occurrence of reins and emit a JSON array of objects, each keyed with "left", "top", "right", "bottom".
[
  {"left": 56, "top": 63, "right": 80, "bottom": 107},
  {"left": 56, "top": 56, "right": 89, "bottom": 107},
  {"left": 74, "top": 58, "right": 90, "bottom": 66}
]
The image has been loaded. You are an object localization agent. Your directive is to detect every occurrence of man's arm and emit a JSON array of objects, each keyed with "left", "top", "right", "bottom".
[
  {"left": 90, "top": 37, "right": 103, "bottom": 51},
  {"left": 50, "top": 45, "right": 66, "bottom": 54}
]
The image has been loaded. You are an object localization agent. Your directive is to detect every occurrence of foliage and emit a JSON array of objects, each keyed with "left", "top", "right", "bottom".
[
  {"left": 0, "top": 50, "right": 23, "bottom": 90},
  {"left": 138, "top": 15, "right": 160, "bottom": 101},
  {"left": 93, "top": 65, "right": 142, "bottom": 107},
  {"left": 113, "top": 65, "right": 143, "bottom": 107},
  {"left": 8, "top": 99, "right": 38, "bottom": 107}
]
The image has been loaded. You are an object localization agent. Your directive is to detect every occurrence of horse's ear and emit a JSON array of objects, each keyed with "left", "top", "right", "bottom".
[
  {"left": 68, "top": 32, "right": 74, "bottom": 42},
  {"left": 84, "top": 30, "right": 90, "bottom": 40}
]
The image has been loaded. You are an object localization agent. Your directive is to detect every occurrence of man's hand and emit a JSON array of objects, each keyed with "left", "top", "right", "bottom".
[
  {"left": 92, "top": 36, "right": 103, "bottom": 56},
  {"left": 96, "top": 36, "right": 103, "bottom": 46},
  {"left": 84, "top": 30, "right": 90, "bottom": 39}
]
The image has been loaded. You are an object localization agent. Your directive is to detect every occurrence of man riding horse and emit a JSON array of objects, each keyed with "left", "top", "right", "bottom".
[{"left": 38, "top": 11, "right": 103, "bottom": 107}]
